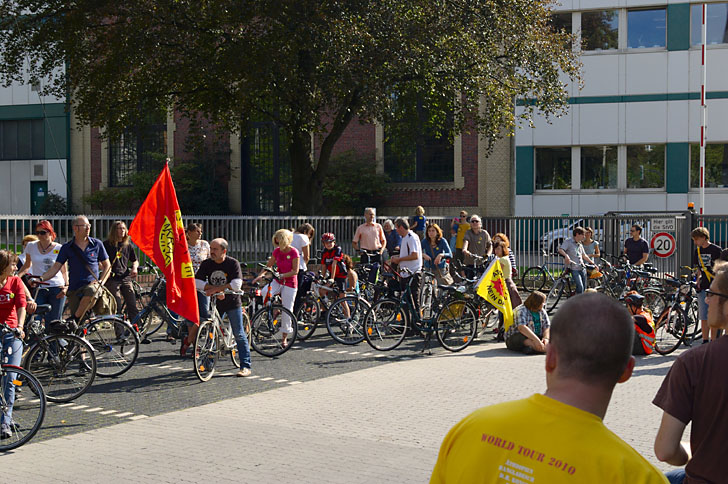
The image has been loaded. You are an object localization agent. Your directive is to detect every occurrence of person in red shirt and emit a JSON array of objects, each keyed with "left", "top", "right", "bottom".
[{"left": 0, "top": 249, "right": 27, "bottom": 439}]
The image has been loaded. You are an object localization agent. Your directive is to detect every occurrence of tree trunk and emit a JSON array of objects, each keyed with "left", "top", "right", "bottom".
[{"left": 289, "top": 132, "right": 321, "bottom": 215}]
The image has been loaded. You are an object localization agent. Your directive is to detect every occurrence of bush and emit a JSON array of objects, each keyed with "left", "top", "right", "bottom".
[
  {"left": 39, "top": 191, "right": 68, "bottom": 215},
  {"left": 322, "top": 151, "right": 389, "bottom": 215}
]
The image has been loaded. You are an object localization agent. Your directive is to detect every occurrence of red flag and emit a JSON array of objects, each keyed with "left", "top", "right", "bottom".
[{"left": 129, "top": 162, "right": 199, "bottom": 324}]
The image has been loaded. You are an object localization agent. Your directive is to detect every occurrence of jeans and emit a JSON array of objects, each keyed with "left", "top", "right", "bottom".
[
  {"left": 665, "top": 469, "right": 685, "bottom": 484},
  {"left": 224, "top": 307, "right": 251, "bottom": 369},
  {"left": 34, "top": 286, "right": 66, "bottom": 323},
  {"left": 1, "top": 332, "right": 23, "bottom": 426},
  {"left": 571, "top": 267, "right": 587, "bottom": 295}
]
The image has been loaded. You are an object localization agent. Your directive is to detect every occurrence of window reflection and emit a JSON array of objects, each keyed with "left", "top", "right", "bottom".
[{"left": 628, "top": 9, "right": 666, "bottom": 48}]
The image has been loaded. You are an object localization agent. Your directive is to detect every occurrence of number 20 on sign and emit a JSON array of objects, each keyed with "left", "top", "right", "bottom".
[{"left": 650, "top": 232, "right": 676, "bottom": 258}]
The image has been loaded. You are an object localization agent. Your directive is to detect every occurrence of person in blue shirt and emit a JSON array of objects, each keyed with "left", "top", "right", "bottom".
[
  {"left": 410, "top": 206, "right": 427, "bottom": 240},
  {"left": 383, "top": 219, "right": 402, "bottom": 260},
  {"left": 422, "top": 223, "right": 453, "bottom": 285},
  {"left": 40, "top": 215, "right": 110, "bottom": 322}
]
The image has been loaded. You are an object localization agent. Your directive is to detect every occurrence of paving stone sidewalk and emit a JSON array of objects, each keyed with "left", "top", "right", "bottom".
[{"left": 2, "top": 342, "right": 684, "bottom": 483}]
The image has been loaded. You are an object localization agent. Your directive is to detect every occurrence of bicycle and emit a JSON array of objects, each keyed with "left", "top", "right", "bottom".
[
  {"left": 521, "top": 251, "right": 566, "bottom": 292},
  {"left": 132, "top": 265, "right": 187, "bottom": 342},
  {"left": 22, "top": 304, "right": 97, "bottom": 402},
  {"left": 650, "top": 277, "right": 689, "bottom": 355},
  {"left": 193, "top": 289, "right": 251, "bottom": 382},
  {"left": 363, "top": 269, "right": 478, "bottom": 353},
  {"left": 0, "top": 323, "right": 46, "bottom": 451},
  {"left": 249, "top": 266, "right": 298, "bottom": 357}
]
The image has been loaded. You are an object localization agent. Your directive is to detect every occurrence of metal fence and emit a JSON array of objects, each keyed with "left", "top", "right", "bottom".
[{"left": 0, "top": 211, "right": 719, "bottom": 277}]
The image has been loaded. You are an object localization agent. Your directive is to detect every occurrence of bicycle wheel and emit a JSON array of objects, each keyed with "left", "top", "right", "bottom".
[
  {"left": 685, "top": 298, "right": 701, "bottom": 343},
  {"left": 654, "top": 305, "right": 687, "bottom": 355},
  {"left": 295, "top": 293, "right": 320, "bottom": 341},
  {"left": 363, "top": 298, "right": 407, "bottom": 351},
  {"left": 250, "top": 305, "right": 298, "bottom": 357},
  {"left": 23, "top": 334, "right": 97, "bottom": 403},
  {"left": 521, "top": 267, "right": 547, "bottom": 292},
  {"left": 477, "top": 305, "right": 499, "bottom": 338},
  {"left": 436, "top": 300, "right": 478, "bottom": 352},
  {"left": 546, "top": 279, "right": 565, "bottom": 314},
  {"left": 81, "top": 317, "right": 140, "bottom": 378},
  {"left": 136, "top": 302, "right": 165, "bottom": 337},
  {"left": 642, "top": 289, "right": 667, "bottom": 319},
  {"left": 326, "top": 296, "right": 370, "bottom": 345},
  {"left": 0, "top": 366, "right": 46, "bottom": 451},
  {"left": 194, "top": 321, "right": 218, "bottom": 382}
]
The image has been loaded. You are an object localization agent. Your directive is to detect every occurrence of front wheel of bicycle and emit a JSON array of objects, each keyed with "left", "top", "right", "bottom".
[
  {"left": 642, "top": 289, "right": 667, "bottom": 319},
  {"left": 0, "top": 365, "right": 46, "bottom": 451},
  {"left": 81, "top": 317, "right": 139, "bottom": 378},
  {"left": 436, "top": 300, "right": 478, "bottom": 352},
  {"left": 23, "top": 334, "right": 97, "bottom": 403},
  {"left": 546, "top": 279, "right": 565, "bottom": 314},
  {"left": 250, "top": 305, "right": 298, "bottom": 357},
  {"left": 654, "top": 306, "right": 687, "bottom": 355},
  {"left": 136, "top": 303, "right": 165, "bottom": 337},
  {"left": 521, "top": 267, "right": 547, "bottom": 292},
  {"left": 363, "top": 298, "right": 407, "bottom": 351},
  {"left": 194, "top": 321, "right": 219, "bottom": 382},
  {"left": 326, "top": 296, "right": 370, "bottom": 345},
  {"left": 295, "top": 293, "right": 320, "bottom": 341}
]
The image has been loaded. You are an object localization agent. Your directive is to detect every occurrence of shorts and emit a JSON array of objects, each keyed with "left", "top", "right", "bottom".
[
  {"left": 67, "top": 282, "right": 99, "bottom": 316},
  {"left": 333, "top": 278, "right": 347, "bottom": 293},
  {"left": 505, "top": 332, "right": 528, "bottom": 352},
  {"left": 698, "top": 289, "right": 709, "bottom": 320}
]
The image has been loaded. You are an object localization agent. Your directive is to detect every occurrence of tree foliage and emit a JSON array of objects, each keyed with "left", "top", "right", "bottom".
[
  {"left": 0, "top": 0, "right": 580, "bottom": 213},
  {"left": 321, "top": 150, "right": 390, "bottom": 215}
]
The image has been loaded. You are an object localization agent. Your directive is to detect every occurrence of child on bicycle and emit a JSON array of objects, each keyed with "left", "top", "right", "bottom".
[
  {"left": 320, "top": 233, "right": 352, "bottom": 317},
  {"left": 0, "top": 249, "right": 27, "bottom": 439}
]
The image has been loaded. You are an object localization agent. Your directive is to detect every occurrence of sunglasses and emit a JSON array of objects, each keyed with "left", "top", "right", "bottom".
[
  {"left": 35, "top": 230, "right": 48, "bottom": 235},
  {"left": 705, "top": 289, "right": 728, "bottom": 300}
]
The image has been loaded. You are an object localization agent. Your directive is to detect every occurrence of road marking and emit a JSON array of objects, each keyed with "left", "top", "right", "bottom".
[
  {"left": 313, "top": 349, "right": 325, "bottom": 352},
  {"left": 218, "top": 373, "right": 232, "bottom": 377},
  {"left": 58, "top": 403, "right": 75, "bottom": 408},
  {"left": 337, "top": 350, "right": 349, "bottom": 354},
  {"left": 29, "top": 399, "right": 41, "bottom": 404},
  {"left": 70, "top": 405, "right": 89, "bottom": 410},
  {"left": 99, "top": 410, "right": 118, "bottom": 415},
  {"left": 260, "top": 377, "right": 274, "bottom": 381},
  {"left": 274, "top": 379, "right": 287, "bottom": 383},
  {"left": 168, "top": 367, "right": 184, "bottom": 371},
  {"left": 374, "top": 354, "right": 386, "bottom": 358},
  {"left": 114, "top": 412, "right": 134, "bottom": 418},
  {"left": 157, "top": 365, "right": 172, "bottom": 369},
  {"left": 84, "top": 407, "right": 104, "bottom": 412},
  {"left": 349, "top": 351, "right": 360, "bottom": 355},
  {"left": 325, "top": 349, "right": 337, "bottom": 353},
  {"left": 147, "top": 364, "right": 162, "bottom": 367},
  {"left": 247, "top": 375, "right": 260, "bottom": 379},
  {"left": 400, "top": 357, "right": 412, "bottom": 361},
  {"left": 129, "top": 415, "right": 148, "bottom": 421},
  {"left": 288, "top": 381, "right": 302, "bottom": 385}
]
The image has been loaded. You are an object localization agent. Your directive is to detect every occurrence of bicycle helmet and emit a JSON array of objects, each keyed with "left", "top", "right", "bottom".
[
  {"left": 321, "top": 232, "right": 336, "bottom": 243},
  {"left": 624, "top": 291, "right": 645, "bottom": 306}
]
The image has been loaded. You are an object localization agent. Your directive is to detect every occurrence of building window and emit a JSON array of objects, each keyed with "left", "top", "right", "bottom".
[
  {"left": 581, "top": 145, "right": 617, "bottom": 189},
  {"left": 627, "top": 144, "right": 665, "bottom": 188},
  {"left": 549, "top": 12, "right": 572, "bottom": 34},
  {"left": 384, "top": 99, "right": 454, "bottom": 183},
  {"left": 691, "top": 3, "right": 728, "bottom": 46},
  {"left": 535, "top": 147, "right": 571, "bottom": 190},
  {"left": 581, "top": 10, "right": 619, "bottom": 51},
  {"left": 109, "top": 111, "right": 167, "bottom": 187},
  {"left": 691, "top": 144, "right": 728, "bottom": 188},
  {"left": 0, "top": 119, "right": 44, "bottom": 160},
  {"left": 627, "top": 8, "right": 666, "bottom": 48}
]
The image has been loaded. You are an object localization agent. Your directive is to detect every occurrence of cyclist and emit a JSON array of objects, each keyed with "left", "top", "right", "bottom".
[
  {"left": 103, "top": 221, "right": 139, "bottom": 323},
  {"left": 624, "top": 292, "right": 655, "bottom": 356},
  {"left": 558, "top": 226, "right": 595, "bottom": 295},
  {"left": 17, "top": 220, "right": 68, "bottom": 325},
  {"left": 409, "top": 205, "right": 427, "bottom": 240},
  {"left": 194, "top": 238, "right": 251, "bottom": 377},
  {"left": 461, "top": 214, "right": 491, "bottom": 279},
  {"left": 422, "top": 223, "right": 453, "bottom": 285},
  {"left": 352, "top": 207, "right": 386, "bottom": 264},
  {"left": 691, "top": 226, "right": 722, "bottom": 344},
  {"left": 0, "top": 250, "right": 27, "bottom": 439},
  {"left": 252, "top": 229, "right": 299, "bottom": 349}
]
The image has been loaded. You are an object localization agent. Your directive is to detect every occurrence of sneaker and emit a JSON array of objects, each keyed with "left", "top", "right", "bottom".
[
  {"left": 1, "top": 423, "right": 12, "bottom": 439},
  {"left": 236, "top": 368, "right": 252, "bottom": 377}
]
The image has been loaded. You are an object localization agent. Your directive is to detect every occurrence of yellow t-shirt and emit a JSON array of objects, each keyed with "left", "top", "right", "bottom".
[
  {"left": 455, "top": 222, "right": 470, "bottom": 249},
  {"left": 430, "top": 394, "right": 667, "bottom": 484}
]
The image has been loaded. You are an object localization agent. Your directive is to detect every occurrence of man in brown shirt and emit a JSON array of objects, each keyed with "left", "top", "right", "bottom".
[{"left": 652, "top": 260, "right": 728, "bottom": 483}]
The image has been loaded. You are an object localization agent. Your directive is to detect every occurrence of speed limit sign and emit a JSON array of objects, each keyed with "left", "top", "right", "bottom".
[{"left": 650, "top": 232, "right": 676, "bottom": 258}]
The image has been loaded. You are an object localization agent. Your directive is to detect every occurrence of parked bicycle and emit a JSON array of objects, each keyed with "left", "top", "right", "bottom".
[{"left": 521, "top": 251, "right": 566, "bottom": 292}]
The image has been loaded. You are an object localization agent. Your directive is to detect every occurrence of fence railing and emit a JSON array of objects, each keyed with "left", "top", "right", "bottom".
[{"left": 0, "top": 211, "right": 717, "bottom": 278}]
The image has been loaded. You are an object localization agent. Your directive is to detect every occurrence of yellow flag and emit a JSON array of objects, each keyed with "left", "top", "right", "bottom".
[{"left": 476, "top": 259, "right": 514, "bottom": 332}]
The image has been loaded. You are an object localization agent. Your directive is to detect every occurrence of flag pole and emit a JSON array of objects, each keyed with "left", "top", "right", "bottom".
[{"left": 699, "top": 3, "right": 707, "bottom": 223}]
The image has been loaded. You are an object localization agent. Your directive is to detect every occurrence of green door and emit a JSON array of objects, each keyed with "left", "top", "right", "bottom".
[{"left": 30, "top": 181, "right": 47, "bottom": 215}]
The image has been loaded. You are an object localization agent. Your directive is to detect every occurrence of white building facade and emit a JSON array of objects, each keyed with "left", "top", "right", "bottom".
[
  {"left": 0, "top": 74, "right": 69, "bottom": 215},
  {"left": 515, "top": 1, "right": 728, "bottom": 216}
]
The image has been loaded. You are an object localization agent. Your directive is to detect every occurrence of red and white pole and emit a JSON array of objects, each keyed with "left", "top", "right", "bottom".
[{"left": 699, "top": 3, "right": 707, "bottom": 221}]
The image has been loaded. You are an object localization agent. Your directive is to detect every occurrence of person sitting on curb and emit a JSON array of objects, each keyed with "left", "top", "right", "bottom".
[
  {"left": 624, "top": 291, "right": 656, "bottom": 356},
  {"left": 430, "top": 292, "right": 668, "bottom": 483},
  {"left": 504, "top": 291, "right": 549, "bottom": 354}
]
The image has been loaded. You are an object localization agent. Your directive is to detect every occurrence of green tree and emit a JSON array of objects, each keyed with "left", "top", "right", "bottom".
[
  {"left": 322, "top": 150, "right": 390, "bottom": 215},
  {"left": 0, "top": 0, "right": 580, "bottom": 214}
]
